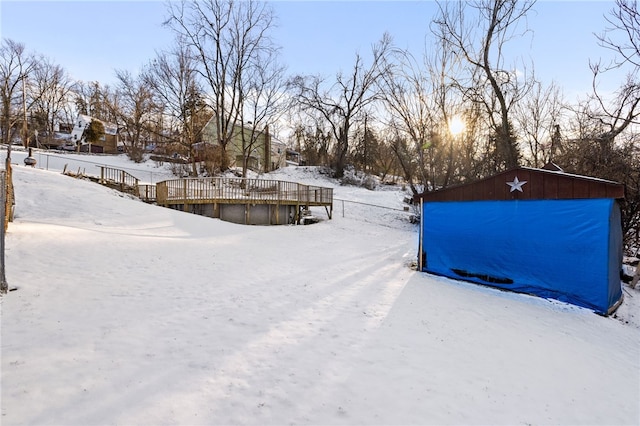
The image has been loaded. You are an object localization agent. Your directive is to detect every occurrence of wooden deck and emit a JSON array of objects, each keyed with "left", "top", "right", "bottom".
[
  {"left": 155, "top": 177, "right": 333, "bottom": 224},
  {"left": 90, "top": 166, "right": 333, "bottom": 225}
]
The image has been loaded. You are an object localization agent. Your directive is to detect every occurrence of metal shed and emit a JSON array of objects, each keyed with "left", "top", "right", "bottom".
[{"left": 415, "top": 166, "right": 625, "bottom": 315}]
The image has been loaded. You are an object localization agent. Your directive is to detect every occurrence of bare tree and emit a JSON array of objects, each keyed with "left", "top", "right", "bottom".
[
  {"left": 433, "top": 0, "right": 536, "bottom": 171},
  {"left": 236, "top": 42, "right": 288, "bottom": 177},
  {"left": 513, "top": 80, "right": 566, "bottom": 167},
  {"left": 589, "top": 0, "right": 640, "bottom": 149},
  {"left": 387, "top": 131, "right": 419, "bottom": 192},
  {"left": 597, "top": 0, "right": 640, "bottom": 69},
  {"left": 112, "top": 69, "right": 160, "bottom": 162},
  {"left": 145, "top": 40, "right": 211, "bottom": 174},
  {"left": 379, "top": 49, "right": 434, "bottom": 193},
  {"left": 350, "top": 114, "right": 380, "bottom": 175},
  {"left": 0, "top": 39, "right": 36, "bottom": 148},
  {"left": 29, "top": 56, "right": 76, "bottom": 147},
  {"left": 289, "top": 34, "right": 392, "bottom": 178},
  {"left": 378, "top": 36, "right": 474, "bottom": 194},
  {"left": 72, "top": 80, "right": 116, "bottom": 123},
  {"left": 287, "top": 117, "right": 334, "bottom": 168},
  {"left": 165, "top": 0, "right": 278, "bottom": 171},
  {"left": 373, "top": 134, "right": 403, "bottom": 183}
]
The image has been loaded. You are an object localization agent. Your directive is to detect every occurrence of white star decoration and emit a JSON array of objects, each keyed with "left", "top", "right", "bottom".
[{"left": 506, "top": 176, "right": 527, "bottom": 192}]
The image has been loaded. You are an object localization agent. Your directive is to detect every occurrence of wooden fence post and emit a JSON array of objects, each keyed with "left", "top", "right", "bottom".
[{"left": 1, "top": 171, "right": 7, "bottom": 294}]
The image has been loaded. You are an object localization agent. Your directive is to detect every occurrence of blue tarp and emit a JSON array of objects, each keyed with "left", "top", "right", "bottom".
[{"left": 421, "top": 199, "right": 623, "bottom": 314}]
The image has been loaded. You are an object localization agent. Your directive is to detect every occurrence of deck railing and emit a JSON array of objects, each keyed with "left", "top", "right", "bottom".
[
  {"left": 97, "top": 166, "right": 139, "bottom": 188},
  {"left": 156, "top": 177, "right": 333, "bottom": 206},
  {"left": 137, "top": 184, "right": 157, "bottom": 202}
]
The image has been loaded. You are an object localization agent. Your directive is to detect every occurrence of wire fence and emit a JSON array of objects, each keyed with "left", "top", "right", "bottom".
[
  {"left": 37, "top": 152, "right": 163, "bottom": 183},
  {"left": 333, "top": 197, "right": 419, "bottom": 229},
  {"left": 0, "top": 147, "right": 167, "bottom": 184}
]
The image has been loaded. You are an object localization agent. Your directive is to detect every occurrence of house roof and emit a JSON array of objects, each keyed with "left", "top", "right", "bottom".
[
  {"left": 78, "top": 114, "right": 118, "bottom": 136},
  {"left": 415, "top": 166, "right": 625, "bottom": 202}
]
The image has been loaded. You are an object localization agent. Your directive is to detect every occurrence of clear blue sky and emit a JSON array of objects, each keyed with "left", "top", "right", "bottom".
[{"left": 0, "top": 1, "right": 623, "bottom": 99}]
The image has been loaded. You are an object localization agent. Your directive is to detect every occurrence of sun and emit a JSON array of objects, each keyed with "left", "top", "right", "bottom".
[{"left": 448, "top": 116, "right": 466, "bottom": 136}]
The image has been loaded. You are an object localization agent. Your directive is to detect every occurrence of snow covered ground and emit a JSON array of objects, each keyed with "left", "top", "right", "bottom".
[{"left": 1, "top": 149, "right": 639, "bottom": 425}]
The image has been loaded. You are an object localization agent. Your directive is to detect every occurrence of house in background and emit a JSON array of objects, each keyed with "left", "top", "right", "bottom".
[
  {"left": 69, "top": 114, "right": 120, "bottom": 154},
  {"left": 202, "top": 118, "right": 289, "bottom": 173},
  {"left": 270, "top": 137, "right": 287, "bottom": 171},
  {"left": 415, "top": 166, "right": 625, "bottom": 315},
  {"left": 285, "top": 149, "right": 303, "bottom": 166}
]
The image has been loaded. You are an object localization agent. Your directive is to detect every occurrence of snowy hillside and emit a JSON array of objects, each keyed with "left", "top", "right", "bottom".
[{"left": 1, "top": 150, "right": 639, "bottom": 425}]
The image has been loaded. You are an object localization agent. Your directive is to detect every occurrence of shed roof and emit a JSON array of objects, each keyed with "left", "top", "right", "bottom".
[{"left": 415, "top": 167, "right": 625, "bottom": 202}]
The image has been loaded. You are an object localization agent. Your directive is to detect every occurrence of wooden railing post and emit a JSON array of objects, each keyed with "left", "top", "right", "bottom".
[
  {"left": 183, "top": 179, "right": 188, "bottom": 210},
  {"left": 0, "top": 171, "right": 7, "bottom": 293}
]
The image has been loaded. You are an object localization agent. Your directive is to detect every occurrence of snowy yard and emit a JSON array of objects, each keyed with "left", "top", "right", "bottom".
[{"left": 1, "top": 151, "right": 639, "bottom": 425}]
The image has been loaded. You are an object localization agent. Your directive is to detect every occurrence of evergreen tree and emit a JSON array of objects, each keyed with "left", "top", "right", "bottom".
[
  {"left": 83, "top": 118, "right": 105, "bottom": 150},
  {"left": 490, "top": 120, "right": 519, "bottom": 172}
]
